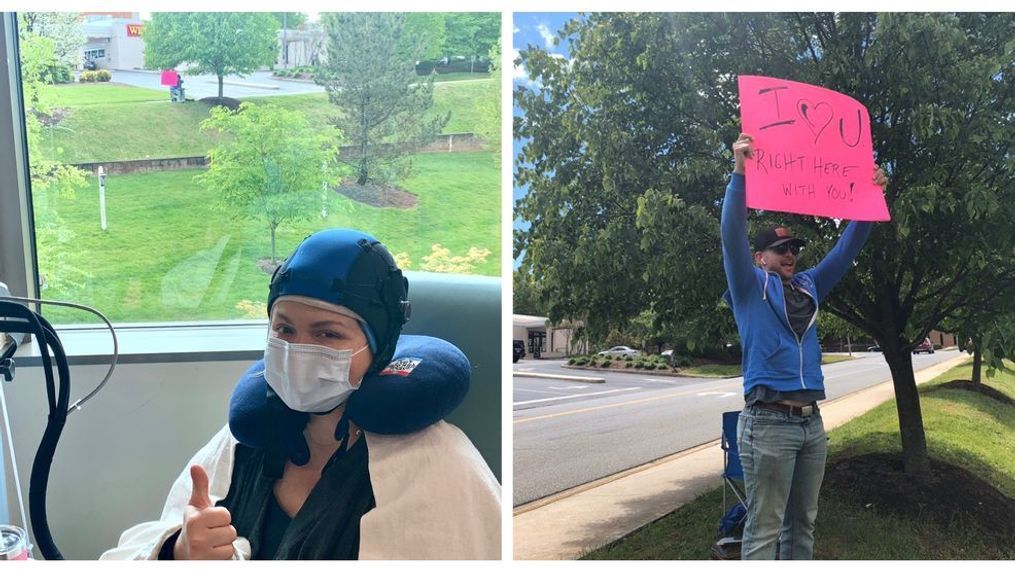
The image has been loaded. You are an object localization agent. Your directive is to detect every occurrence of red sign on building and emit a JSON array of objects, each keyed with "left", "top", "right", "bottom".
[{"left": 126, "top": 24, "right": 143, "bottom": 37}]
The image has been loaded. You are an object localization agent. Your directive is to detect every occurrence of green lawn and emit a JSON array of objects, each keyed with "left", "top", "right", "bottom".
[
  {"left": 680, "top": 354, "right": 855, "bottom": 377},
  {"left": 36, "top": 79, "right": 499, "bottom": 164},
  {"left": 35, "top": 151, "right": 500, "bottom": 324},
  {"left": 583, "top": 361, "right": 1015, "bottom": 560},
  {"left": 48, "top": 82, "right": 168, "bottom": 106},
  {"left": 432, "top": 72, "right": 494, "bottom": 82}
]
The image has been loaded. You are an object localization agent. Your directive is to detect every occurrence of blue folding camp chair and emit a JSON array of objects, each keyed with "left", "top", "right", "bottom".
[{"left": 711, "top": 410, "right": 748, "bottom": 559}]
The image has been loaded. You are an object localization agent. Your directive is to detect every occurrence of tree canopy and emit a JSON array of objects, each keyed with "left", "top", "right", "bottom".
[
  {"left": 143, "top": 12, "right": 278, "bottom": 98},
  {"left": 515, "top": 13, "right": 1015, "bottom": 475},
  {"left": 445, "top": 13, "right": 499, "bottom": 61}
]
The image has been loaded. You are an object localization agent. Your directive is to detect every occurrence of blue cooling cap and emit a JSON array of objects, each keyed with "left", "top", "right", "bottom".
[{"left": 268, "top": 229, "right": 410, "bottom": 373}]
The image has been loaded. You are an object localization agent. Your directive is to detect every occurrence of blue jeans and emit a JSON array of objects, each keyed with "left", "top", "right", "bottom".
[{"left": 737, "top": 405, "right": 827, "bottom": 560}]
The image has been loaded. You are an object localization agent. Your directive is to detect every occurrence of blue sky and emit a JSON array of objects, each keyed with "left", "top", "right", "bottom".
[{"left": 512, "top": 13, "right": 577, "bottom": 267}]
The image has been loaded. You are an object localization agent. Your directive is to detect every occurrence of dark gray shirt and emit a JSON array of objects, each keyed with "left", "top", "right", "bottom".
[{"left": 745, "top": 279, "right": 825, "bottom": 404}]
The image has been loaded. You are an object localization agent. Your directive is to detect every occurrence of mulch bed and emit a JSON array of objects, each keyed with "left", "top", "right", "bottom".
[
  {"left": 334, "top": 180, "right": 418, "bottom": 209},
  {"left": 199, "top": 96, "right": 242, "bottom": 110},
  {"left": 824, "top": 453, "right": 1015, "bottom": 542},
  {"left": 256, "top": 258, "right": 281, "bottom": 275},
  {"left": 930, "top": 380, "right": 1015, "bottom": 405}
]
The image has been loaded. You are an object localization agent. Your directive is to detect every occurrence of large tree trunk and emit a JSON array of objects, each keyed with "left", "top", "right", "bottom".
[
  {"left": 218, "top": 74, "right": 224, "bottom": 98},
  {"left": 883, "top": 347, "right": 931, "bottom": 476},
  {"left": 971, "top": 342, "right": 982, "bottom": 384}
]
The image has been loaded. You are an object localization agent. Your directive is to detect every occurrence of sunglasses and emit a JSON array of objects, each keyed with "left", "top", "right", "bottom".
[{"left": 768, "top": 243, "right": 802, "bottom": 256}]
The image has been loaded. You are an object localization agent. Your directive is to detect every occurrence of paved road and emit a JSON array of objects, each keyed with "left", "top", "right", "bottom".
[
  {"left": 513, "top": 351, "right": 956, "bottom": 506},
  {"left": 109, "top": 69, "right": 325, "bottom": 100}
]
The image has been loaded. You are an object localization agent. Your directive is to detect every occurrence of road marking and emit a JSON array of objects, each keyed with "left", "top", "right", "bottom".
[
  {"left": 514, "top": 388, "right": 565, "bottom": 395},
  {"left": 696, "top": 391, "right": 739, "bottom": 398},
  {"left": 641, "top": 379, "right": 680, "bottom": 384},
  {"left": 514, "top": 387, "right": 641, "bottom": 406},
  {"left": 549, "top": 385, "right": 590, "bottom": 391},
  {"left": 514, "top": 384, "right": 739, "bottom": 424}
]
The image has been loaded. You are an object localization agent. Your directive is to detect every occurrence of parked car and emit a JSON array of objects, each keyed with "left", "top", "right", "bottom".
[
  {"left": 597, "top": 345, "right": 640, "bottom": 357},
  {"left": 913, "top": 337, "right": 935, "bottom": 354},
  {"left": 866, "top": 344, "right": 882, "bottom": 352},
  {"left": 513, "top": 340, "right": 526, "bottom": 363}
]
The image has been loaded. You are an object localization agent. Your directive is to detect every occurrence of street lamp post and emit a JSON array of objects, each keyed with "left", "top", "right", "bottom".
[{"left": 97, "top": 165, "right": 107, "bottom": 231}]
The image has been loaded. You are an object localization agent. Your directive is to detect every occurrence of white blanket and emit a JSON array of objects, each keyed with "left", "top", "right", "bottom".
[{"left": 99, "top": 421, "right": 501, "bottom": 560}]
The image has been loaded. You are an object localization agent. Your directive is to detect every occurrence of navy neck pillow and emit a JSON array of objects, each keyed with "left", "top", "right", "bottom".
[{"left": 229, "top": 335, "right": 470, "bottom": 468}]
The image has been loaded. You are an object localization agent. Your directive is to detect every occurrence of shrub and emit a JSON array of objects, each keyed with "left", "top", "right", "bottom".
[
  {"left": 625, "top": 362, "right": 633, "bottom": 368},
  {"left": 79, "top": 70, "right": 97, "bottom": 82},
  {"left": 625, "top": 355, "right": 633, "bottom": 361},
  {"left": 95, "top": 69, "right": 111, "bottom": 82},
  {"left": 601, "top": 359, "right": 613, "bottom": 368},
  {"left": 567, "top": 357, "right": 576, "bottom": 365},
  {"left": 634, "top": 362, "right": 644, "bottom": 369}
]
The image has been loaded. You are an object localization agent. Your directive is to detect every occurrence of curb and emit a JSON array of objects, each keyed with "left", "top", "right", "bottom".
[{"left": 513, "top": 372, "right": 605, "bottom": 384}]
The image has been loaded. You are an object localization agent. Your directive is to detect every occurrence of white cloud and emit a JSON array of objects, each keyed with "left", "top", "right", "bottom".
[
  {"left": 536, "top": 23, "right": 555, "bottom": 50},
  {"left": 513, "top": 25, "right": 520, "bottom": 34},
  {"left": 512, "top": 49, "right": 528, "bottom": 81}
]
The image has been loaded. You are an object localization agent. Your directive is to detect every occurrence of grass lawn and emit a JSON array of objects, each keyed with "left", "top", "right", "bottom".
[
  {"left": 36, "top": 79, "right": 499, "bottom": 163},
  {"left": 680, "top": 354, "right": 855, "bottom": 377},
  {"left": 35, "top": 151, "right": 499, "bottom": 324},
  {"left": 582, "top": 361, "right": 1015, "bottom": 560},
  {"left": 432, "top": 71, "right": 494, "bottom": 82},
  {"left": 47, "top": 82, "right": 168, "bottom": 106}
]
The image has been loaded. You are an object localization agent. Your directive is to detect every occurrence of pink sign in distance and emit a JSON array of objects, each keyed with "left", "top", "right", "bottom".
[{"left": 738, "top": 75, "right": 890, "bottom": 221}]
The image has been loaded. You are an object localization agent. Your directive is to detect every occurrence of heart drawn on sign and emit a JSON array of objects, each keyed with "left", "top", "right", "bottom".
[{"left": 797, "top": 99, "right": 833, "bottom": 143}]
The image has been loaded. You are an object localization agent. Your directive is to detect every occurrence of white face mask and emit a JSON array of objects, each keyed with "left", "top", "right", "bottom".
[{"left": 263, "top": 337, "right": 369, "bottom": 413}]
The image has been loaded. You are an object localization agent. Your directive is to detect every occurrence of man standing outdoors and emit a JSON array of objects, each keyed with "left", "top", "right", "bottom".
[{"left": 721, "top": 133, "right": 887, "bottom": 559}]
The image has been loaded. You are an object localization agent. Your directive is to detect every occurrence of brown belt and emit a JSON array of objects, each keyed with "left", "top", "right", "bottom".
[{"left": 754, "top": 401, "right": 819, "bottom": 417}]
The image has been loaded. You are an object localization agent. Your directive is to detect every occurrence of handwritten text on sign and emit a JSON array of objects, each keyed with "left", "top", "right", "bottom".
[{"left": 738, "top": 75, "right": 890, "bottom": 221}]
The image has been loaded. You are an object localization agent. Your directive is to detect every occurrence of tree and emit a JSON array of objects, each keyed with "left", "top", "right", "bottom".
[
  {"left": 445, "top": 13, "right": 499, "bottom": 70},
  {"left": 20, "top": 12, "right": 84, "bottom": 70},
  {"left": 318, "top": 13, "right": 449, "bottom": 186},
  {"left": 272, "top": 13, "right": 306, "bottom": 29},
  {"left": 18, "top": 25, "right": 90, "bottom": 293},
  {"left": 472, "top": 36, "right": 501, "bottom": 164},
  {"left": 404, "top": 13, "right": 447, "bottom": 61},
  {"left": 513, "top": 268, "right": 546, "bottom": 317},
  {"left": 143, "top": 13, "right": 278, "bottom": 98},
  {"left": 515, "top": 13, "right": 1015, "bottom": 476},
  {"left": 197, "top": 102, "right": 343, "bottom": 262},
  {"left": 941, "top": 291, "right": 1015, "bottom": 383}
]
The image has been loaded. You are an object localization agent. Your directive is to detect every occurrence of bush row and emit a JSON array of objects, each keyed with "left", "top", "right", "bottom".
[
  {"left": 79, "top": 70, "right": 112, "bottom": 82},
  {"left": 567, "top": 353, "right": 686, "bottom": 371},
  {"left": 273, "top": 66, "right": 316, "bottom": 78}
]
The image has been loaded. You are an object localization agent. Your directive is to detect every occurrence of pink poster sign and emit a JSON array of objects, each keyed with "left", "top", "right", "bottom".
[
  {"left": 160, "top": 69, "right": 179, "bottom": 86},
  {"left": 738, "top": 75, "right": 890, "bottom": 221}
]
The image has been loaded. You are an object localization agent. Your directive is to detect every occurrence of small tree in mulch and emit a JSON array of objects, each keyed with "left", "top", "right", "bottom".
[{"left": 198, "top": 102, "right": 343, "bottom": 264}]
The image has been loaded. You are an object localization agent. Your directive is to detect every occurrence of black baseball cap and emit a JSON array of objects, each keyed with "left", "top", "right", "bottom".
[{"left": 753, "top": 226, "right": 806, "bottom": 252}]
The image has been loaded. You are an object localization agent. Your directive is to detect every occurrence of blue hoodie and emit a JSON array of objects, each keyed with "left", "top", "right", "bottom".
[{"left": 721, "top": 173, "right": 872, "bottom": 395}]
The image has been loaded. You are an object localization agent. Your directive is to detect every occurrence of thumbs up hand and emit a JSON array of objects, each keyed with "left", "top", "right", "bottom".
[{"left": 173, "top": 465, "right": 237, "bottom": 560}]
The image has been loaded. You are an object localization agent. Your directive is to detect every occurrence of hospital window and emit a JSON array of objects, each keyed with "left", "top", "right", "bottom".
[{"left": 6, "top": 11, "right": 501, "bottom": 327}]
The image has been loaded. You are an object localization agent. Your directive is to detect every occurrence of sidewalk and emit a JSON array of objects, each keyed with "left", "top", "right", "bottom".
[{"left": 512, "top": 352, "right": 971, "bottom": 560}]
